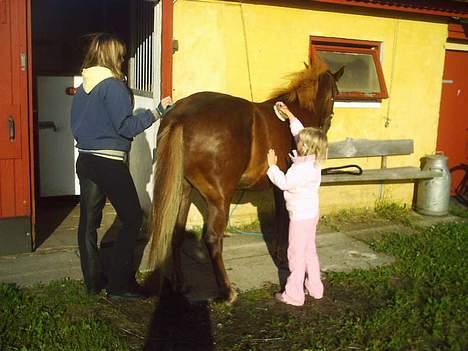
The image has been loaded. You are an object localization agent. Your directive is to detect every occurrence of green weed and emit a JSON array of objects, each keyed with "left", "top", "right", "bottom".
[
  {"left": 0, "top": 279, "right": 127, "bottom": 351},
  {"left": 449, "top": 201, "right": 468, "bottom": 218},
  {"left": 326, "top": 221, "right": 468, "bottom": 350},
  {"left": 1, "top": 221, "right": 467, "bottom": 350},
  {"left": 374, "top": 200, "right": 413, "bottom": 225},
  {"left": 212, "top": 221, "right": 467, "bottom": 350}
]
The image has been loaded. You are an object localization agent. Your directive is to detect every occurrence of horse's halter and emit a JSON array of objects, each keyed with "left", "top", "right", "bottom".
[{"left": 318, "top": 70, "right": 339, "bottom": 132}]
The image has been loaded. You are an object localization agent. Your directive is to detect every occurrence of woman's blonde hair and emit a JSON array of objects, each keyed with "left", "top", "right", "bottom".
[
  {"left": 297, "top": 127, "right": 328, "bottom": 161},
  {"left": 81, "top": 33, "right": 126, "bottom": 80}
]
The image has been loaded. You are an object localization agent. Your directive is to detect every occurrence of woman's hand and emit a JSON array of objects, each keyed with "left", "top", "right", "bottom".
[
  {"left": 275, "top": 101, "right": 295, "bottom": 120},
  {"left": 267, "top": 149, "right": 278, "bottom": 167},
  {"left": 153, "top": 96, "right": 174, "bottom": 119},
  {"left": 160, "top": 96, "right": 173, "bottom": 110}
]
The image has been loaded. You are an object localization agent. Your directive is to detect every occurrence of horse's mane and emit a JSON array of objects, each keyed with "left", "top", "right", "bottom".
[{"left": 270, "top": 58, "right": 329, "bottom": 112}]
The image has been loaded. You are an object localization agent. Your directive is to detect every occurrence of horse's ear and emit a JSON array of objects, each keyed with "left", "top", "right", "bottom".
[
  {"left": 303, "top": 61, "right": 310, "bottom": 69},
  {"left": 333, "top": 66, "right": 345, "bottom": 82}
]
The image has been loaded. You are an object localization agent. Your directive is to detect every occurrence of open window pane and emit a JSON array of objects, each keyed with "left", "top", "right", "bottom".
[
  {"left": 318, "top": 51, "right": 381, "bottom": 95},
  {"left": 310, "top": 36, "right": 388, "bottom": 100}
]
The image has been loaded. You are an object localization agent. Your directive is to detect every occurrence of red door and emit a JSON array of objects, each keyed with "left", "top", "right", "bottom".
[
  {"left": 0, "top": 0, "right": 33, "bottom": 254},
  {"left": 437, "top": 49, "right": 468, "bottom": 194}
]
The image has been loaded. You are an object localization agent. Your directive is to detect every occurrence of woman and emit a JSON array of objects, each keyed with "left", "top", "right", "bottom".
[{"left": 71, "top": 33, "right": 172, "bottom": 299}]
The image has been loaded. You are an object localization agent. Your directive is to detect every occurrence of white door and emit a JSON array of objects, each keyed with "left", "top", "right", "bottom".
[{"left": 37, "top": 76, "right": 82, "bottom": 196}]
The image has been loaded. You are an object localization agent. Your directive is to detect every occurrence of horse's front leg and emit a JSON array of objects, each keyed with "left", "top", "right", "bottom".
[
  {"left": 273, "top": 187, "right": 290, "bottom": 290},
  {"left": 204, "top": 198, "right": 237, "bottom": 304}
]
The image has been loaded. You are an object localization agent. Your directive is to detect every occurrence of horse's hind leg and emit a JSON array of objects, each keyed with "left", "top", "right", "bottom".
[
  {"left": 204, "top": 194, "right": 237, "bottom": 303},
  {"left": 171, "top": 179, "right": 192, "bottom": 293}
]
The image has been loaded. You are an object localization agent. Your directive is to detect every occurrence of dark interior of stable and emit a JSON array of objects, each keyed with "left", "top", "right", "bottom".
[{"left": 32, "top": 0, "right": 130, "bottom": 249}]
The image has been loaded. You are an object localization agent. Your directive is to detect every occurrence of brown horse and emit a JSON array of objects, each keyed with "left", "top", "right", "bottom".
[{"left": 149, "top": 59, "right": 343, "bottom": 303}]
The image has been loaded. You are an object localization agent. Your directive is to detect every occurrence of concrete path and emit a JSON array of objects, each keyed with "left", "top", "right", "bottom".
[{"left": 0, "top": 210, "right": 460, "bottom": 301}]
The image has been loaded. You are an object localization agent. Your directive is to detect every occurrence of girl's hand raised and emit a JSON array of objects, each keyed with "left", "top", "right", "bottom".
[
  {"left": 275, "top": 101, "right": 295, "bottom": 120},
  {"left": 267, "top": 149, "right": 278, "bottom": 167}
]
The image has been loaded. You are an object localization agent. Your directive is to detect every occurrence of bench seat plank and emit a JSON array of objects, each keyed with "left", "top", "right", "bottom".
[
  {"left": 327, "top": 139, "right": 414, "bottom": 159},
  {"left": 322, "top": 167, "right": 441, "bottom": 184}
]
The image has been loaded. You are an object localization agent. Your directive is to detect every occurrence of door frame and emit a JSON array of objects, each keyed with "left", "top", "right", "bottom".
[
  {"left": 0, "top": 0, "right": 34, "bottom": 255},
  {"left": 437, "top": 44, "right": 468, "bottom": 194}
]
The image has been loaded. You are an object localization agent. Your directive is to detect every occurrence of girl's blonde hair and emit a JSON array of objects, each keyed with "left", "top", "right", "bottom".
[
  {"left": 81, "top": 33, "right": 126, "bottom": 80},
  {"left": 297, "top": 127, "right": 328, "bottom": 161}
]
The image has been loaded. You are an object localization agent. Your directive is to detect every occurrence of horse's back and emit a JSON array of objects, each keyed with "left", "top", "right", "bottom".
[
  {"left": 163, "top": 92, "right": 256, "bottom": 191},
  {"left": 172, "top": 91, "right": 254, "bottom": 138},
  {"left": 159, "top": 91, "right": 293, "bottom": 191}
]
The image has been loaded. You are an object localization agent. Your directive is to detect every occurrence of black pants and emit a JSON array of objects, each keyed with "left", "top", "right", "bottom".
[{"left": 76, "top": 153, "right": 142, "bottom": 294}]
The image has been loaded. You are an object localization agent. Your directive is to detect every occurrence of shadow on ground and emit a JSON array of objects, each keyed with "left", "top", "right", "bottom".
[
  {"left": 35, "top": 196, "right": 80, "bottom": 248},
  {"left": 144, "top": 293, "right": 214, "bottom": 351}
]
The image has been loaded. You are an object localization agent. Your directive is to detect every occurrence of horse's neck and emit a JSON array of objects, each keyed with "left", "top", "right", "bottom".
[
  {"left": 262, "top": 96, "right": 319, "bottom": 128},
  {"left": 263, "top": 95, "right": 320, "bottom": 127},
  {"left": 285, "top": 103, "right": 318, "bottom": 128}
]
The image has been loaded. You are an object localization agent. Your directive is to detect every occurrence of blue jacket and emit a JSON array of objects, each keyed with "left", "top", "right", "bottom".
[{"left": 71, "top": 77, "right": 154, "bottom": 152}]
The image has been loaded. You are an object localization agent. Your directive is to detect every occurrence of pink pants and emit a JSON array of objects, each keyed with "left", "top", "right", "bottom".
[{"left": 281, "top": 217, "right": 323, "bottom": 306}]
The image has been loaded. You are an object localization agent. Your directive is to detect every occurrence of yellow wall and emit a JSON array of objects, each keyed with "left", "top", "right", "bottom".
[{"left": 171, "top": 0, "right": 448, "bottom": 226}]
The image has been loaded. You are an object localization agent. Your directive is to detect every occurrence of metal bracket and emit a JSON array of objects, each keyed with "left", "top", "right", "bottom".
[
  {"left": 38, "top": 121, "right": 58, "bottom": 132},
  {"left": 8, "top": 115, "right": 15, "bottom": 142},
  {"left": 20, "top": 53, "right": 27, "bottom": 71}
]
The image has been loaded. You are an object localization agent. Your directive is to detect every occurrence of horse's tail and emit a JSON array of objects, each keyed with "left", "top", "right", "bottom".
[{"left": 148, "top": 121, "right": 184, "bottom": 274}]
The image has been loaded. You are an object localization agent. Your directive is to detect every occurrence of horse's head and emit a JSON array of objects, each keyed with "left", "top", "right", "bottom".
[
  {"left": 271, "top": 60, "right": 344, "bottom": 134},
  {"left": 316, "top": 66, "right": 344, "bottom": 133}
]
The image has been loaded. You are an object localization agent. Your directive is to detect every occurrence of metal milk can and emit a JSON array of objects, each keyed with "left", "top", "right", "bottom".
[{"left": 415, "top": 154, "right": 451, "bottom": 216}]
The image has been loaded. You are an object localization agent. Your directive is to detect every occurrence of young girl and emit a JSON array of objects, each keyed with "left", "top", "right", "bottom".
[
  {"left": 267, "top": 101, "right": 327, "bottom": 306},
  {"left": 71, "top": 33, "right": 172, "bottom": 299}
]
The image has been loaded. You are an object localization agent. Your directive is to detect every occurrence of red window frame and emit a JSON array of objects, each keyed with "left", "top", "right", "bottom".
[{"left": 310, "top": 36, "right": 389, "bottom": 100}]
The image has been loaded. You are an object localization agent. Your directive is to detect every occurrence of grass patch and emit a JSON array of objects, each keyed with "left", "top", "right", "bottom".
[
  {"left": 449, "top": 200, "right": 468, "bottom": 218},
  {"left": 1, "top": 220, "right": 467, "bottom": 350},
  {"left": 209, "top": 221, "right": 468, "bottom": 350},
  {"left": 226, "top": 219, "right": 266, "bottom": 236},
  {"left": 0, "top": 279, "right": 129, "bottom": 351},
  {"left": 320, "top": 207, "right": 382, "bottom": 232},
  {"left": 203, "top": 200, "right": 463, "bottom": 237},
  {"left": 374, "top": 201, "right": 412, "bottom": 224},
  {"left": 225, "top": 201, "right": 413, "bottom": 234},
  {"left": 320, "top": 201, "right": 413, "bottom": 232},
  {"left": 328, "top": 221, "right": 467, "bottom": 350}
]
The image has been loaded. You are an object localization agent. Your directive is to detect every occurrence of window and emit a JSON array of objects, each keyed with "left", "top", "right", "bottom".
[
  {"left": 129, "top": 0, "right": 155, "bottom": 97},
  {"left": 310, "top": 36, "right": 388, "bottom": 100}
]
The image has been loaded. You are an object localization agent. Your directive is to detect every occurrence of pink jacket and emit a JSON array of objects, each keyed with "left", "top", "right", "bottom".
[{"left": 267, "top": 118, "right": 321, "bottom": 221}]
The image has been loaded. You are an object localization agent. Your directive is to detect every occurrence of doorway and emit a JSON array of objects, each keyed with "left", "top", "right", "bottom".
[{"left": 31, "top": 0, "right": 131, "bottom": 249}]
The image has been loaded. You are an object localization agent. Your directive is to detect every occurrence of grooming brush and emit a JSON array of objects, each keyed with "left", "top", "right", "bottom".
[{"left": 273, "top": 103, "right": 289, "bottom": 121}]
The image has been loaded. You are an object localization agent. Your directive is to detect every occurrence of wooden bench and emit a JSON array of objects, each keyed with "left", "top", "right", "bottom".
[{"left": 321, "top": 138, "right": 442, "bottom": 185}]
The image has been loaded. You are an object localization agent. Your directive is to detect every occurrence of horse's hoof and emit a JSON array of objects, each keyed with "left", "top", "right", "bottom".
[
  {"left": 215, "top": 288, "right": 238, "bottom": 304},
  {"left": 226, "top": 289, "right": 238, "bottom": 304}
]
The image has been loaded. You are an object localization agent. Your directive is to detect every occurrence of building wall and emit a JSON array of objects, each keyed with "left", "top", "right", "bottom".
[{"left": 171, "top": 0, "right": 447, "bottom": 226}]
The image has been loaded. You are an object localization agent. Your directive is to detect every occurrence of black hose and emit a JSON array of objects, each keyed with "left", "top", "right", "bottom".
[{"left": 322, "top": 164, "right": 363, "bottom": 176}]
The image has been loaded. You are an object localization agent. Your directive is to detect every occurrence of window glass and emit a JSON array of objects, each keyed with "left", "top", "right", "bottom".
[
  {"left": 310, "top": 36, "right": 388, "bottom": 100},
  {"left": 318, "top": 51, "right": 380, "bottom": 95}
]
